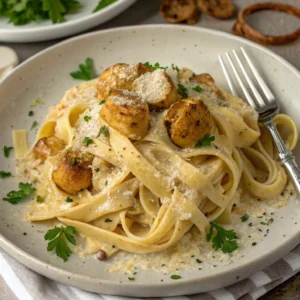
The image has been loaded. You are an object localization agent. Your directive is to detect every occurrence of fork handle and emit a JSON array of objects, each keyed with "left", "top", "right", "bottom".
[{"left": 263, "top": 118, "right": 300, "bottom": 199}]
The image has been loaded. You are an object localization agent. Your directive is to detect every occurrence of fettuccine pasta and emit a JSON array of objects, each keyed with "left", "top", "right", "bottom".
[{"left": 15, "top": 63, "right": 298, "bottom": 260}]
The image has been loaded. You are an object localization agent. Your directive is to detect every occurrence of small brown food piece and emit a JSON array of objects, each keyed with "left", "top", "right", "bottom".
[
  {"left": 165, "top": 98, "right": 213, "bottom": 148},
  {"left": 97, "top": 63, "right": 151, "bottom": 99},
  {"left": 96, "top": 250, "right": 107, "bottom": 261},
  {"left": 52, "top": 151, "right": 93, "bottom": 194},
  {"left": 160, "top": 0, "right": 199, "bottom": 24},
  {"left": 232, "top": 3, "right": 300, "bottom": 45},
  {"left": 192, "top": 73, "right": 224, "bottom": 98},
  {"left": 197, "top": 0, "right": 235, "bottom": 19},
  {"left": 33, "top": 136, "right": 65, "bottom": 162},
  {"left": 100, "top": 89, "right": 150, "bottom": 140}
]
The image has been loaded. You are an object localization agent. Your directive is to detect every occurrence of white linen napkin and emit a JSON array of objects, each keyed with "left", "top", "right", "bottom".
[{"left": 0, "top": 244, "right": 299, "bottom": 300}]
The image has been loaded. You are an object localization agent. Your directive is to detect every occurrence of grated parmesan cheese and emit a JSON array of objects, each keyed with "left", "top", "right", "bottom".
[{"left": 134, "top": 69, "right": 170, "bottom": 103}]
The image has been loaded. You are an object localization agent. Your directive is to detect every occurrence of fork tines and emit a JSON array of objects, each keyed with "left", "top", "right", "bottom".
[{"left": 218, "top": 47, "right": 278, "bottom": 116}]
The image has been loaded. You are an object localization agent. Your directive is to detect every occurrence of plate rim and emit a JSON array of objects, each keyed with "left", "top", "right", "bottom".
[
  {"left": 0, "top": 24, "right": 300, "bottom": 296},
  {"left": 0, "top": 0, "right": 136, "bottom": 42}
]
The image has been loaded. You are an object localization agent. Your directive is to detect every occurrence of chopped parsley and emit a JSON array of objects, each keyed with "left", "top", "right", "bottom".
[
  {"left": 105, "top": 180, "right": 108, "bottom": 186},
  {"left": 70, "top": 58, "right": 95, "bottom": 81},
  {"left": 170, "top": 274, "right": 181, "bottom": 280},
  {"left": 93, "top": 0, "right": 117, "bottom": 12},
  {"left": 71, "top": 157, "right": 77, "bottom": 165},
  {"left": 192, "top": 85, "right": 203, "bottom": 93},
  {"left": 28, "top": 111, "right": 34, "bottom": 116},
  {"left": 128, "top": 277, "right": 135, "bottom": 281},
  {"left": 195, "top": 134, "right": 215, "bottom": 147},
  {"left": 0, "top": 171, "right": 12, "bottom": 178},
  {"left": 36, "top": 195, "right": 43, "bottom": 203},
  {"left": 99, "top": 99, "right": 106, "bottom": 105},
  {"left": 31, "top": 121, "right": 38, "bottom": 130},
  {"left": 143, "top": 62, "right": 167, "bottom": 70},
  {"left": 83, "top": 137, "right": 93, "bottom": 147},
  {"left": 196, "top": 259, "right": 202, "bottom": 264},
  {"left": 178, "top": 84, "right": 188, "bottom": 98},
  {"left": 94, "top": 168, "right": 100, "bottom": 172},
  {"left": 105, "top": 218, "right": 112, "bottom": 222},
  {"left": 4, "top": 146, "right": 13, "bottom": 158},
  {"left": 3, "top": 182, "right": 36, "bottom": 205},
  {"left": 241, "top": 214, "right": 249, "bottom": 222},
  {"left": 84, "top": 115, "right": 92, "bottom": 122},
  {"left": 206, "top": 222, "right": 238, "bottom": 254},
  {"left": 171, "top": 63, "right": 180, "bottom": 73},
  {"left": 44, "top": 226, "right": 76, "bottom": 262},
  {"left": 65, "top": 197, "right": 73, "bottom": 203},
  {"left": 30, "top": 98, "right": 43, "bottom": 107},
  {"left": 97, "top": 126, "right": 109, "bottom": 138}
]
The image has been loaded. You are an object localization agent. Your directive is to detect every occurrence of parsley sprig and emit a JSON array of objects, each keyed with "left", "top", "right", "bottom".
[
  {"left": 143, "top": 62, "right": 167, "bottom": 70},
  {"left": 70, "top": 58, "right": 95, "bottom": 81},
  {"left": 195, "top": 134, "right": 215, "bottom": 147},
  {"left": 178, "top": 84, "right": 188, "bottom": 98},
  {"left": 93, "top": 0, "right": 117, "bottom": 12},
  {"left": 44, "top": 226, "right": 77, "bottom": 262},
  {"left": 206, "top": 222, "right": 238, "bottom": 254},
  {"left": 0, "top": 171, "right": 12, "bottom": 178},
  {"left": 83, "top": 137, "right": 93, "bottom": 147},
  {"left": 3, "top": 182, "right": 36, "bottom": 205},
  {"left": 4, "top": 146, "right": 13, "bottom": 158},
  {"left": 0, "top": 0, "right": 81, "bottom": 25},
  {"left": 97, "top": 125, "right": 109, "bottom": 137}
]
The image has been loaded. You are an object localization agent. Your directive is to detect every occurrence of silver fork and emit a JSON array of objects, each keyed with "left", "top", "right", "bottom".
[{"left": 219, "top": 47, "right": 300, "bottom": 199}]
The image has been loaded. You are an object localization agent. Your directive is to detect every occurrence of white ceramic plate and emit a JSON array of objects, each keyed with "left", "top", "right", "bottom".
[
  {"left": 0, "top": 25, "right": 300, "bottom": 297},
  {"left": 0, "top": 0, "right": 136, "bottom": 42}
]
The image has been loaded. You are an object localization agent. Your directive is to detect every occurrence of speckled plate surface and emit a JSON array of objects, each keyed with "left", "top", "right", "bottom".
[
  {"left": 0, "top": 0, "right": 136, "bottom": 42},
  {"left": 0, "top": 25, "right": 300, "bottom": 297}
]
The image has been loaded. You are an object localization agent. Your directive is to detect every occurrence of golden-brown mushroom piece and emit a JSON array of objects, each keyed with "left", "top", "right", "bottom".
[
  {"left": 97, "top": 63, "right": 151, "bottom": 99},
  {"left": 100, "top": 89, "right": 150, "bottom": 140},
  {"left": 33, "top": 136, "right": 65, "bottom": 162},
  {"left": 52, "top": 151, "right": 93, "bottom": 194},
  {"left": 160, "top": 0, "right": 199, "bottom": 24},
  {"left": 133, "top": 69, "right": 179, "bottom": 110},
  {"left": 165, "top": 98, "right": 213, "bottom": 148},
  {"left": 197, "top": 0, "right": 236, "bottom": 19}
]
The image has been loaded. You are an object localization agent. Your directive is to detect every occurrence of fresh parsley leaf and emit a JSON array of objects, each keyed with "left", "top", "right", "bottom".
[
  {"left": 105, "top": 180, "right": 108, "bottom": 186},
  {"left": 97, "top": 125, "right": 109, "bottom": 138},
  {"left": 95, "top": 168, "right": 100, "bottom": 172},
  {"left": 36, "top": 195, "right": 43, "bottom": 203},
  {"left": 84, "top": 115, "right": 91, "bottom": 122},
  {"left": 28, "top": 111, "right": 34, "bottom": 116},
  {"left": 195, "top": 134, "right": 215, "bottom": 147},
  {"left": 241, "top": 214, "right": 249, "bottom": 222},
  {"left": 4, "top": 146, "right": 13, "bottom": 158},
  {"left": 71, "top": 157, "right": 77, "bottom": 165},
  {"left": 70, "top": 57, "right": 95, "bottom": 81},
  {"left": 105, "top": 218, "right": 112, "bottom": 222},
  {"left": 42, "top": 0, "right": 65, "bottom": 23},
  {"left": 0, "top": 171, "right": 12, "bottom": 178},
  {"left": 99, "top": 99, "right": 106, "bottom": 105},
  {"left": 83, "top": 137, "right": 93, "bottom": 147},
  {"left": 44, "top": 226, "right": 76, "bottom": 262},
  {"left": 192, "top": 85, "right": 203, "bottom": 93},
  {"left": 65, "top": 197, "right": 73, "bottom": 203},
  {"left": 170, "top": 274, "right": 181, "bottom": 280},
  {"left": 93, "top": 0, "right": 117, "bottom": 12},
  {"left": 30, "top": 98, "right": 43, "bottom": 107},
  {"left": 128, "top": 277, "right": 135, "bottom": 281},
  {"left": 206, "top": 222, "right": 238, "bottom": 254},
  {"left": 31, "top": 121, "right": 38, "bottom": 130},
  {"left": 178, "top": 84, "right": 188, "bottom": 98},
  {"left": 171, "top": 63, "right": 180, "bottom": 73},
  {"left": 143, "top": 62, "right": 167, "bottom": 70},
  {"left": 196, "top": 259, "right": 202, "bottom": 264},
  {"left": 3, "top": 182, "right": 36, "bottom": 205}
]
